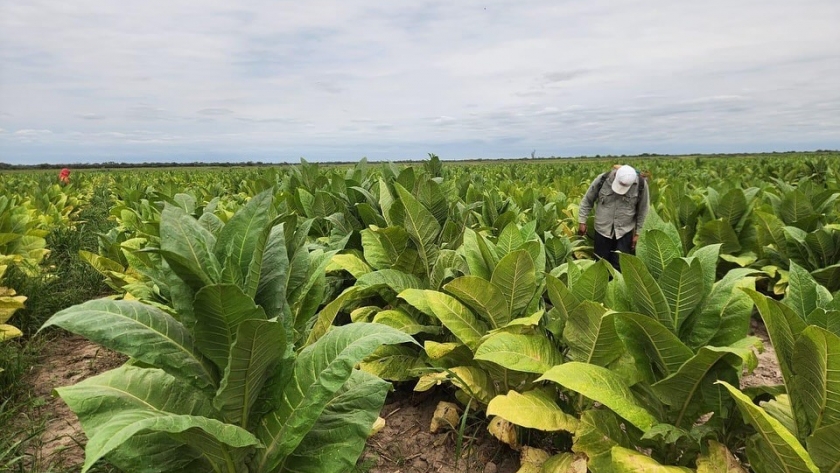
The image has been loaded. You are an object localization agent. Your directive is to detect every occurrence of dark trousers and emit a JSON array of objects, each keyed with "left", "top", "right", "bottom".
[{"left": 594, "top": 231, "right": 634, "bottom": 270}]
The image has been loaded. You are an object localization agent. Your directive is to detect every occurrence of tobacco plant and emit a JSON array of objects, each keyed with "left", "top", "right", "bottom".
[
  {"left": 41, "top": 189, "right": 413, "bottom": 473},
  {"left": 718, "top": 264, "right": 840, "bottom": 473}
]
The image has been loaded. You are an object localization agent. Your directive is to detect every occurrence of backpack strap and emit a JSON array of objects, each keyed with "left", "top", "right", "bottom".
[{"left": 595, "top": 171, "right": 613, "bottom": 194}]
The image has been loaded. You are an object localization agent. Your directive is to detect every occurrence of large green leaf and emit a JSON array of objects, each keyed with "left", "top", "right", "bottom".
[
  {"left": 689, "top": 243, "right": 723, "bottom": 301},
  {"left": 806, "top": 309, "right": 840, "bottom": 338},
  {"left": 813, "top": 264, "right": 840, "bottom": 292},
  {"left": 785, "top": 226, "right": 817, "bottom": 268},
  {"left": 486, "top": 389, "right": 579, "bottom": 432},
  {"left": 755, "top": 210, "right": 788, "bottom": 257},
  {"left": 652, "top": 341, "right": 758, "bottom": 428},
  {"left": 279, "top": 370, "right": 390, "bottom": 473},
  {"left": 614, "top": 312, "right": 692, "bottom": 383},
  {"left": 305, "top": 287, "right": 361, "bottom": 346},
  {"left": 462, "top": 228, "right": 492, "bottom": 280},
  {"left": 474, "top": 332, "right": 562, "bottom": 374},
  {"left": 57, "top": 365, "right": 224, "bottom": 473},
  {"left": 705, "top": 275, "right": 756, "bottom": 348},
  {"left": 719, "top": 381, "right": 819, "bottom": 473},
  {"left": 214, "top": 189, "right": 274, "bottom": 292},
  {"left": 360, "top": 225, "right": 413, "bottom": 272},
  {"left": 572, "top": 409, "right": 635, "bottom": 473},
  {"left": 42, "top": 299, "right": 217, "bottom": 389},
  {"left": 805, "top": 229, "right": 836, "bottom": 267},
  {"left": 611, "top": 446, "right": 692, "bottom": 472},
  {"left": 255, "top": 224, "right": 290, "bottom": 322},
  {"left": 328, "top": 253, "right": 373, "bottom": 279},
  {"left": 520, "top": 240, "right": 546, "bottom": 277},
  {"left": 619, "top": 254, "right": 673, "bottom": 332},
  {"left": 696, "top": 219, "right": 741, "bottom": 255},
  {"left": 538, "top": 362, "right": 658, "bottom": 430},
  {"left": 497, "top": 222, "right": 524, "bottom": 256},
  {"left": 637, "top": 206, "right": 683, "bottom": 257},
  {"left": 359, "top": 345, "right": 426, "bottom": 381},
  {"left": 243, "top": 215, "right": 280, "bottom": 300},
  {"left": 80, "top": 409, "right": 259, "bottom": 473},
  {"left": 160, "top": 204, "right": 221, "bottom": 289},
  {"left": 356, "top": 269, "right": 427, "bottom": 295},
  {"left": 395, "top": 183, "right": 440, "bottom": 278},
  {"left": 444, "top": 275, "right": 510, "bottom": 329},
  {"left": 372, "top": 308, "right": 440, "bottom": 335},
  {"left": 289, "top": 249, "right": 334, "bottom": 338},
  {"left": 638, "top": 229, "right": 682, "bottom": 280},
  {"left": 491, "top": 250, "right": 537, "bottom": 319},
  {"left": 193, "top": 284, "right": 267, "bottom": 373},
  {"left": 255, "top": 323, "right": 412, "bottom": 472},
  {"left": 762, "top": 395, "right": 797, "bottom": 435},
  {"left": 659, "top": 257, "right": 703, "bottom": 332},
  {"left": 716, "top": 188, "right": 748, "bottom": 229},
  {"left": 806, "top": 423, "right": 840, "bottom": 473},
  {"left": 792, "top": 326, "right": 840, "bottom": 433},
  {"left": 214, "top": 319, "right": 285, "bottom": 427},
  {"left": 378, "top": 178, "right": 398, "bottom": 227},
  {"left": 605, "top": 268, "right": 633, "bottom": 312},
  {"left": 781, "top": 189, "right": 816, "bottom": 228},
  {"left": 784, "top": 261, "right": 829, "bottom": 320},
  {"left": 563, "top": 301, "right": 623, "bottom": 367},
  {"left": 570, "top": 259, "right": 609, "bottom": 303},
  {"left": 400, "top": 289, "right": 487, "bottom": 351},
  {"left": 430, "top": 249, "right": 468, "bottom": 290},
  {"left": 683, "top": 268, "right": 756, "bottom": 349},
  {"left": 545, "top": 275, "right": 581, "bottom": 337}
]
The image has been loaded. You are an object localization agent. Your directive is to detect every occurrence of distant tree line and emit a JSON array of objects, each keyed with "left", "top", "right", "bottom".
[{"left": 0, "top": 149, "right": 836, "bottom": 171}]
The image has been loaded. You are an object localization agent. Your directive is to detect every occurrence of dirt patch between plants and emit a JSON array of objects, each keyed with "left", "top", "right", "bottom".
[
  {"left": 359, "top": 386, "right": 519, "bottom": 473},
  {"left": 21, "top": 332, "right": 127, "bottom": 470},
  {"left": 742, "top": 318, "right": 784, "bottom": 388}
]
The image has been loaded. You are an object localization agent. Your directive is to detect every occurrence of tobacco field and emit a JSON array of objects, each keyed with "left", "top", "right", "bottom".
[{"left": 1, "top": 152, "right": 840, "bottom": 473}]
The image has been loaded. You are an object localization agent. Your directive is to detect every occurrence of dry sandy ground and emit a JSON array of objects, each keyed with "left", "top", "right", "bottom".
[{"left": 21, "top": 333, "right": 126, "bottom": 471}]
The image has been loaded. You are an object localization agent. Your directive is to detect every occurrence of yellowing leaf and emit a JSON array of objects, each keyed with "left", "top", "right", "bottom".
[
  {"left": 611, "top": 446, "right": 692, "bottom": 472},
  {"left": 487, "top": 389, "right": 578, "bottom": 433},
  {"left": 1, "top": 323, "right": 23, "bottom": 341},
  {"left": 517, "top": 446, "right": 550, "bottom": 473},
  {"left": 488, "top": 416, "right": 519, "bottom": 449},
  {"left": 429, "top": 401, "right": 460, "bottom": 433},
  {"left": 696, "top": 440, "right": 747, "bottom": 473}
]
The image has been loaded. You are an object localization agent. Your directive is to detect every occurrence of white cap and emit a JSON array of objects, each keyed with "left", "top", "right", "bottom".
[{"left": 611, "top": 165, "right": 637, "bottom": 195}]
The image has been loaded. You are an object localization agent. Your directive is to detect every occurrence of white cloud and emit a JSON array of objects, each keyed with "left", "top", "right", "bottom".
[
  {"left": 1, "top": 0, "right": 839, "bottom": 163},
  {"left": 14, "top": 129, "right": 52, "bottom": 135}
]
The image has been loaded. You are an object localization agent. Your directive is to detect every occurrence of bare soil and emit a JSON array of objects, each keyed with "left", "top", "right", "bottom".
[
  {"left": 21, "top": 333, "right": 127, "bottom": 470},
  {"left": 742, "top": 318, "right": 784, "bottom": 388},
  {"left": 359, "top": 386, "right": 519, "bottom": 473}
]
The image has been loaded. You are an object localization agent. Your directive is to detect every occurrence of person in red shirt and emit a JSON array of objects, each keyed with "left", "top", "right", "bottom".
[{"left": 59, "top": 168, "right": 71, "bottom": 185}]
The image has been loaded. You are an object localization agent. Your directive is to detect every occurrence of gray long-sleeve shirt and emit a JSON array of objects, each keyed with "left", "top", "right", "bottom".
[{"left": 578, "top": 171, "right": 650, "bottom": 239}]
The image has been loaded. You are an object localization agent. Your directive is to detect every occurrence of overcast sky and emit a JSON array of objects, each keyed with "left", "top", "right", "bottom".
[{"left": 1, "top": 1, "right": 839, "bottom": 164}]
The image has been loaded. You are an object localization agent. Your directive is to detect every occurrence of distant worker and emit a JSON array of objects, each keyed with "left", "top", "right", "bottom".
[
  {"left": 578, "top": 164, "right": 649, "bottom": 270},
  {"left": 59, "top": 168, "right": 70, "bottom": 185}
]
